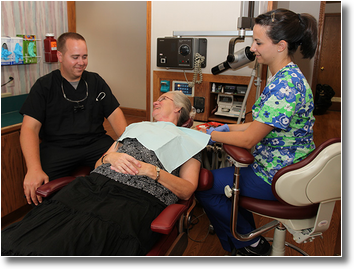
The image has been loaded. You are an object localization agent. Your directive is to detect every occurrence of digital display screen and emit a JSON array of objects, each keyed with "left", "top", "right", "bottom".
[{"left": 173, "top": 81, "right": 193, "bottom": 96}]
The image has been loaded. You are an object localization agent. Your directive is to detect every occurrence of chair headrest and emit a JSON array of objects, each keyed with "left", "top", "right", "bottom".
[
  {"left": 181, "top": 107, "right": 196, "bottom": 128},
  {"left": 181, "top": 117, "right": 194, "bottom": 128}
]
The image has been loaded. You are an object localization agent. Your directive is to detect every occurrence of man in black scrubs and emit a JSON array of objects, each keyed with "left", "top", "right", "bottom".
[{"left": 20, "top": 32, "right": 128, "bottom": 206}]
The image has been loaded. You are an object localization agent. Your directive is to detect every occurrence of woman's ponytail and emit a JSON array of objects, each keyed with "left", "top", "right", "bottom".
[{"left": 298, "top": 13, "right": 318, "bottom": 59}]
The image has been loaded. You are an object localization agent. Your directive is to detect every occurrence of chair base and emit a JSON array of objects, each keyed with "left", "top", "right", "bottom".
[
  {"left": 229, "top": 225, "right": 310, "bottom": 256},
  {"left": 265, "top": 237, "right": 309, "bottom": 256},
  {"left": 267, "top": 225, "right": 309, "bottom": 256}
]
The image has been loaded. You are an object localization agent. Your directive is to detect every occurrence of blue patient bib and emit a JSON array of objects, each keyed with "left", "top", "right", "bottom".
[{"left": 118, "top": 121, "right": 210, "bottom": 172}]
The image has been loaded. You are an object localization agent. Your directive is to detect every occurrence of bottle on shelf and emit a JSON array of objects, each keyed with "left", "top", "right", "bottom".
[{"left": 44, "top": 33, "right": 58, "bottom": 63}]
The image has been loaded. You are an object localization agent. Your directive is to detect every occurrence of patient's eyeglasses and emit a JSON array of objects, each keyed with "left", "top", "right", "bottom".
[{"left": 157, "top": 96, "right": 174, "bottom": 103}]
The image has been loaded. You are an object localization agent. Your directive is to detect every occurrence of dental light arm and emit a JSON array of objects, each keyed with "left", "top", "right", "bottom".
[{"left": 227, "top": 37, "right": 245, "bottom": 62}]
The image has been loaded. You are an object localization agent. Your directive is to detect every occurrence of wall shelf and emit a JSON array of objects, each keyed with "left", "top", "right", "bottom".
[{"left": 1, "top": 38, "right": 42, "bottom": 66}]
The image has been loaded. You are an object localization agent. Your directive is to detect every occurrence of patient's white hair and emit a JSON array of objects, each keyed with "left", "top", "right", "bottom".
[{"left": 170, "top": 91, "right": 193, "bottom": 126}]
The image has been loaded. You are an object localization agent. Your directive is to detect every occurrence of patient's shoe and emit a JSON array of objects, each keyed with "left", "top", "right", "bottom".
[{"left": 236, "top": 236, "right": 271, "bottom": 256}]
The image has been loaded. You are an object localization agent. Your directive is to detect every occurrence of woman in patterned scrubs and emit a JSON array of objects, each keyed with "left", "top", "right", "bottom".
[{"left": 196, "top": 8, "right": 318, "bottom": 256}]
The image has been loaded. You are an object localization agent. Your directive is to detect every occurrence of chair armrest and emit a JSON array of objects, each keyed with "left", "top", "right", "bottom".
[
  {"left": 223, "top": 144, "right": 254, "bottom": 166},
  {"left": 35, "top": 176, "right": 76, "bottom": 198},
  {"left": 151, "top": 203, "right": 188, "bottom": 235},
  {"left": 35, "top": 166, "right": 92, "bottom": 198},
  {"left": 151, "top": 167, "right": 214, "bottom": 234},
  {"left": 197, "top": 168, "right": 213, "bottom": 191}
]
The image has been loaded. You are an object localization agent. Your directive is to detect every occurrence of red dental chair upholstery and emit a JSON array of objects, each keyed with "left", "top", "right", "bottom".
[
  {"left": 36, "top": 164, "right": 213, "bottom": 256},
  {"left": 222, "top": 138, "right": 341, "bottom": 256},
  {"left": 36, "top": 166, "right": 92, "bottom": 197}
]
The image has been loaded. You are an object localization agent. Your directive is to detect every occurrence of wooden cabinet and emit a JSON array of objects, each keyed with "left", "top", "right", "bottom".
[{"left": 1, "top": 125, "right": 27, "bottom": 217}]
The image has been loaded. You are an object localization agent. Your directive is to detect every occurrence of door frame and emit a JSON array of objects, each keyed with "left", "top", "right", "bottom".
[{"left": 311, "top": 1, "right": 326, "bottom": 91}]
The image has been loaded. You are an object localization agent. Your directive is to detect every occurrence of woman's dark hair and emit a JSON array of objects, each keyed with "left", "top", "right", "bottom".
[{"left": 254, "top": 8, "right": 318, "bottom": 59}]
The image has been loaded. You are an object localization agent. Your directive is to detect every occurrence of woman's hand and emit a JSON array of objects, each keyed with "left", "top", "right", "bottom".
[
  {"left": 110, "top": 156, "right": 158, "bottom": 182},
  {"left": 106, "top": 152, "right": 142, "bottom": 175},
  {"left": 206, "top": 124, "right": 230, "bottom": 145},
  {"left": 135, "top": 162, "right": 157, "bottom": 179}
]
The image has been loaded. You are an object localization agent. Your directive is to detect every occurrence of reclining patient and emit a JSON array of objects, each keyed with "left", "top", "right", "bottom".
[{"left": 2, "top": 91, "right": 209, "bottom": 256}]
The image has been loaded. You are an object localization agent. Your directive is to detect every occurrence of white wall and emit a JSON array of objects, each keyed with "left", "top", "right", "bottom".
[{"left": 76, "top": 1, "right": 146, "bottom": 110}]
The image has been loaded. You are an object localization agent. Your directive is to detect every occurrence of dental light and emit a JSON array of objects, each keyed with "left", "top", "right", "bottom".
[{"left": 211, "top": 37, "right": 255, "bottom": 75}]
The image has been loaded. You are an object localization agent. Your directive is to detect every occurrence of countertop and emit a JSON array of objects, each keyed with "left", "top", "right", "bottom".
[{"left": 1, "top": 94, "right": 27, "bottom": 128}]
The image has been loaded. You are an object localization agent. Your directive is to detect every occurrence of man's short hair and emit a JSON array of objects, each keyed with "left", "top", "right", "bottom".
[{"left": 57, "top": 32, "right": 86, "bottom": 53}]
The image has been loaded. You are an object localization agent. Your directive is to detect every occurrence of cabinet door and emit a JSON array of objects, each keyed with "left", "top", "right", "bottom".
[{"left": 1, "top": 131, "right": 27, "bottom": 217}]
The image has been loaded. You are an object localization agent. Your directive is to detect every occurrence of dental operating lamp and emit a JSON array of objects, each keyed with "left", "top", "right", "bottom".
[{"left": 211, "top": 37, "right": 255, "bottom": 75}]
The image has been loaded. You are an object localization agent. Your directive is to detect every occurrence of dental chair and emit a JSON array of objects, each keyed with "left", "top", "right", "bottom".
[
  {"left": 222, "top": 137, "right": 341, "bottom": 256},
  {"left": 35, "top": 117, "right": 213, "bottom": 256},
  {"left": 36, "top": 166, "right": 213, "bottom": 256}
]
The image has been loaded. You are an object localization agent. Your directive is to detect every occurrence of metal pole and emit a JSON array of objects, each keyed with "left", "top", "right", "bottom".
[{"left": 229, "top": 166, "right": 279, "bottom": 241}]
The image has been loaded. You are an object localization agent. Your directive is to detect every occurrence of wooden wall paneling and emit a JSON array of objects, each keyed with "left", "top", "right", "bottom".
[{"left": 1, "top": 131, "right": 27, "bottom": 217}]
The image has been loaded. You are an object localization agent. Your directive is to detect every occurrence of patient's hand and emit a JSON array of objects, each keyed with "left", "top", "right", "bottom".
[
  {"left": 108, "top": 152, "right": 142, "bottom": 175},
  {"left": 111, "top": 159, "right": 157, "bottom": 182},
  {"left": 134, "top": 161, "right": 157, "bottom": 179}
]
